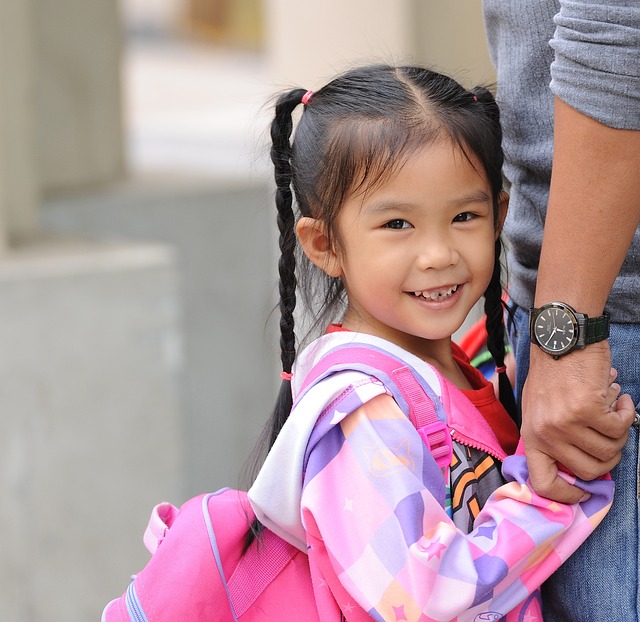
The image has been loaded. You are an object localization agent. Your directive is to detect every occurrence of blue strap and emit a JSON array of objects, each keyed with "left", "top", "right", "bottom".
[
  {"left": 201, "top": 491, "right": 239, "bottom": 622},
  {"left": 125, "top": 582, "right": 149, "bottom": 622}
]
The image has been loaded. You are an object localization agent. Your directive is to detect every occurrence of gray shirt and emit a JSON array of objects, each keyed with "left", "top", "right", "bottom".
[{"left": 483, "top": 0, "right": 640, "bottom": 322}]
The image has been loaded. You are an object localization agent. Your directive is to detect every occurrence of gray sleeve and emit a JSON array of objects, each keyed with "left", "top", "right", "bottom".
[{"left": 550, "top": 0, "right": 640, "bottom": 129}]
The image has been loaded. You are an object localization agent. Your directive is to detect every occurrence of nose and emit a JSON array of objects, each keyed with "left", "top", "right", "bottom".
[{"left": 415, "top": 234, "right": 459, "bottom": 271}]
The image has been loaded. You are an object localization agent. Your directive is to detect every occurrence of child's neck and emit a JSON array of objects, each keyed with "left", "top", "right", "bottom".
[
  {"left": 406, "top": 337, "right": 472, "bottom": 391},
  {"left": 426, "top": 352, "right": 473, "bottom": 391},
  {"left": 339, "top": 321, "right": 473, "bottom": 390}
]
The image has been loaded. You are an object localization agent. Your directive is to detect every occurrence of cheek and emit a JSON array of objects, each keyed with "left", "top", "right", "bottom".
[{"left": 474, "top": 235, "right": 498, "bottom": 287}]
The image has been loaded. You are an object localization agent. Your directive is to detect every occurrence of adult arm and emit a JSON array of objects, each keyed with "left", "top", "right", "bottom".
[
  {"left": 523, "top": 97, "right": 640, "bottom": 502},
  {"left": 520, "top": 1, "right": 640, "bottom": 502}
]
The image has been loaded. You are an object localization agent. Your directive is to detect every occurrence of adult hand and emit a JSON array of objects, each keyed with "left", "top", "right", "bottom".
[{"left": 521, "top": 340, "right": 635, "bottom": 503}]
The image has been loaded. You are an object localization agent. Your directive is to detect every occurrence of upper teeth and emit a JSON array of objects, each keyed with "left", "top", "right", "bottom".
[{"left": 414, "top": 285, "right": 458, "bottom": 301}]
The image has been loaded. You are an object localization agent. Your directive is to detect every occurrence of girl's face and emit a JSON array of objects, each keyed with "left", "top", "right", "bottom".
[{"left": 328, "top": 141, "right": 505, "bottom": 361}]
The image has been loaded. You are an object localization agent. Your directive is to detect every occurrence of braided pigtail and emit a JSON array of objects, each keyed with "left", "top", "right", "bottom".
[
  {"left": 268, "top": 88, "right": 307, "bottom": 446},
  {"left": 467, "top": 85, "right": 518, "bottom": 424},
  {"left": 242, "top": 89, "right": 307, "bottom": 548},
  {"left": 483, "top": 239, "right": 519, "bottom": 426}
]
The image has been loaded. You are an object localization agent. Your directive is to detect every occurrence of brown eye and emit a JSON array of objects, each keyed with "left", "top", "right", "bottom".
[
  {"left": 384, "top": 219, "right": 411, "bottom": 229},
  {"left": 452, "top": 212, "right": 476, "bottom": 223}
]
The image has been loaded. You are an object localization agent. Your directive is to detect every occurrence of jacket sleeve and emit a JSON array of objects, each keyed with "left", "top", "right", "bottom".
[
  {"left": 300, "top": 393, "right": 613, "bottom": 621},
  {"left": 550, "top": 0, "right": 640, "bottom": 129}
]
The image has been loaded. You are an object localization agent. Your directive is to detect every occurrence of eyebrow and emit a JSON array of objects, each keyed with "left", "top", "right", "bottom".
[
  {"left": 363, "top": 190, "right": 492, "bottom": 214},
  {"left": 449, "top": 190, "right": 492, "bottom": 208}
]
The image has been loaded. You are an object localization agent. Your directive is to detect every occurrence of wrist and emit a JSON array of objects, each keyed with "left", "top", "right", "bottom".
[
  {"left": 533, "top": 296, "right": 605, "bottom": 319},
  {"left": 529, "top": 302, "right": 609, "bottom": 359},
  {"left": 528, "top": 338, "right": 611, "bottom": 383}
]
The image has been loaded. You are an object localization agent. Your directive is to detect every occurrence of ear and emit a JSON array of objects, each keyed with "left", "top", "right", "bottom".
[
  {"left": 494, "top": 191, "right": 509, "bottom": 239},
  {"left": 296, "top": 217, "right": 342, "bottom": 277}
]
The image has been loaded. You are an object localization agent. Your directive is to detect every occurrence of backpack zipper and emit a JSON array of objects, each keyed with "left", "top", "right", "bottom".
[{"left": 449, "top": 427, "right": 507, "bottom": 462}]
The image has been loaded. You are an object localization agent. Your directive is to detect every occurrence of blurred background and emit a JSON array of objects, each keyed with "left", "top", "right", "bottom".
[{"left": 0, "top": 1, "right": 495, "bottom": 619}]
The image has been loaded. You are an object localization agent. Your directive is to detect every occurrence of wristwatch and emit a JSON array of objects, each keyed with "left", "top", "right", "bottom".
[{"left": 529, "top": 302, "right": 610, "bottom": 359}]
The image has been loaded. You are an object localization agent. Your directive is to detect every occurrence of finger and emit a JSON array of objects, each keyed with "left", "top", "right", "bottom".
[
  {"left": 606, "top": 382, "right": 621, "bottom": 405},
  {"left": 552, "top": 439, "right": 626, "bottom": 481},
  {"left": 576, "top": 451, "right": 626, "bottom": 480},
  {"left": 527, "top": 450, "right": 585, "bottom": 504},
  {"left": 530, "top": 420, "right": 628, "bottom": 478},
  {"left": 535, "top": 477, "right": 587, "bottom": 505},
  {"left": 536, "top": 421, "right": 628, "bottom": 465},
  {"left": 614, "top": 393, "right": 637, "bottom": 428},
  {"left": 584, "top": 394, "right": 636, "bottom": 439},
  {"left": 569, "top": 436, "right": 626, "bottom": 474}
]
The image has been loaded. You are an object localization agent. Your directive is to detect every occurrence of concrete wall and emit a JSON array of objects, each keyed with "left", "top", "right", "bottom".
[
  {"left": 0, "top": 2, "right": 180, "bottom": 619},
  {"left": 0, "top": 241, "right": 182, "bottom": 620},
  {"left": 41, "top": 178, "right": 278, "bottom": 498},
  {"left": 0, "top": 1, "right": 496, "bottom": 254}
]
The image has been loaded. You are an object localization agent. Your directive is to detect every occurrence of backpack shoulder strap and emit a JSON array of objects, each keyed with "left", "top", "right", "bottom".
[
  {"left": 227, "top": 530, "right": 301, "bottom": 617},
  {"left": 300, "top": 343, "right": 452, "bottom": 471},
  {"left": 202, "top": 489, "right": 307, "bottom": 621}
]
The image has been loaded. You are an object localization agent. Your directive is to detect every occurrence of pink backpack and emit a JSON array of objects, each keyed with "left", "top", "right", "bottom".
[{"left": 102, "top": 344, "right": 451, "bottom": 621}]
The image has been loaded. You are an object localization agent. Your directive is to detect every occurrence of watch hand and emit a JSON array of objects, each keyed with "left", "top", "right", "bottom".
[{"left": 543, "top": 327, "right": 557, "bottom": 346}]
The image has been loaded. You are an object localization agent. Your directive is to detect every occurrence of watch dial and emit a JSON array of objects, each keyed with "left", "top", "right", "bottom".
[{"left": 534, "top": 307, "right": 577, "bottom": 354}]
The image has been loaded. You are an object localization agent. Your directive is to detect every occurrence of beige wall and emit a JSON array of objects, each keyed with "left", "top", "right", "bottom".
[
  {"left": 264, "top": 0, "right": 414, "bottom": 88},
  {"left": 264, "top": 0, "right": 494, "bottom": 89}
]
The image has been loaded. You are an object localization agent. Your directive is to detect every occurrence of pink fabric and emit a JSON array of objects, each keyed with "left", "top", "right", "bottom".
[
  {"left": 143, "top": 502, "right": 179, "bottom": 554},
  {"left": 104, "top": 334, "right": 613, "bottom": 621},
  {"left": 103, "top": 490, "right": 322, "bottom": 622},
  {"left": 296, "top": 375, "right": 612, "bottom": 621}
]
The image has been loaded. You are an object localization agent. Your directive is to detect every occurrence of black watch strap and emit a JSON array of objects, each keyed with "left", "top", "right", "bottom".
[{"left": 583, "top": 312, "right": 610, "bottom": 345}]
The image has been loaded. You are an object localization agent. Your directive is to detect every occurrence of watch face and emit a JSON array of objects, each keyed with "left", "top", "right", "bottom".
[{"left": 533, "top": 305, "right": 579, "bottom": 356}]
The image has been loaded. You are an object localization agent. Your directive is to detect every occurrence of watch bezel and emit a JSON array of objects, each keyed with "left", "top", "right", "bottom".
[{"left": 530, "top": 302, "right": 580, "bottom": 357}]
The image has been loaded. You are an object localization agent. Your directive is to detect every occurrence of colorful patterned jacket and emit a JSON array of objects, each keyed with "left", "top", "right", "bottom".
[{"left": 248, "top": 332, "right": 614, "bottom": 621}]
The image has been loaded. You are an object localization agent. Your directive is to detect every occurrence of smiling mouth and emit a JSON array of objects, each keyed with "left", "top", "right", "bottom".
[{"left": 411, "top": 284, "right": 459, "bottom": 301}]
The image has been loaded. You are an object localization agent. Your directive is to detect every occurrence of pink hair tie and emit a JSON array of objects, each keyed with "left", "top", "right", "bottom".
[
  {"left": 301, "top": 90, "right": 314, "bottom": 106},
  {"left": 280, "top": 371, "right": 293, "bottom": 381},
  {"left": 495, "top": 365, "right": 507, "bottom": 374}
]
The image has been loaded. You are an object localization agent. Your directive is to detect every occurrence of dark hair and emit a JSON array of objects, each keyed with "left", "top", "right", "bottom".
[{"left": 244, "top": 64, "right": 515, "bottom": 516}]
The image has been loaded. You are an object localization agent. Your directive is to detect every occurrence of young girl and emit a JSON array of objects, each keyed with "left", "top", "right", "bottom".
[{"left": 246, "top": 64, "right": 631, "bottom": 620}]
